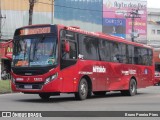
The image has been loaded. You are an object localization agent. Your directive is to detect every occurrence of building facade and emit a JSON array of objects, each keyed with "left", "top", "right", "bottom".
[
  {"left": 1, "top": 0, "right": 53, "bottom": 40},
  {"left": 147, "top": 8, "right": 160, "bottom": 48},
  {"left": 54, "top": 0, "right": 147, "bottom": 43}
]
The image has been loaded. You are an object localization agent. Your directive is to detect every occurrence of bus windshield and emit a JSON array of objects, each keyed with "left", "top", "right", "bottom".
[{"left": 12, "top": 35, "right": 57, "bottom": 67}]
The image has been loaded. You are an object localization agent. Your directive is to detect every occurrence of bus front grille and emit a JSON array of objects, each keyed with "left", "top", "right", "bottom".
[{"left": 15, "top": 82, "right": 44, "bottom": 90}]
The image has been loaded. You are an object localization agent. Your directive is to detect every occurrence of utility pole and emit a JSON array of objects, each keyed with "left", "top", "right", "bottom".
[
  {"left": 125, "top": 9, "right": 140, "bottom": 42},
  {"left": 29, "top": 0, "right": 37, "bottom": 25},
  {"left": 50, "top": 0, "right": 54, "bottom": 24},
  {"left": 0, "top": 0, "right": 6, "bottom": 39},
  {"left": 0, "top": 0, "right": 6, "bottom": 80}
]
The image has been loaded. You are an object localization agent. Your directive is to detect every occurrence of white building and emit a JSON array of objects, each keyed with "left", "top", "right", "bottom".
[{"left": 147, "top": 8, "right": 160, "bottom": 48}]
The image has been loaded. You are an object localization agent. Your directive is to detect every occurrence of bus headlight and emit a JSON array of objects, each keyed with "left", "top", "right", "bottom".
[{"left": 44, "top": 73, "right": 58, "bottom": 84}]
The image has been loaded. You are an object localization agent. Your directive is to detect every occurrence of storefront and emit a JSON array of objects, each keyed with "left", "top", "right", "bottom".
[{"left": 0, "top": 40, "right": 12, "bottom": 80}]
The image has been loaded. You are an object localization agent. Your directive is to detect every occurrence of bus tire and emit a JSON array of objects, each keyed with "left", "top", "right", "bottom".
[
  {"left": 75, "top": 78, "right": 88, "bottom": 100},
  {"left": 1, "top": 68, "right": 10, "bottom": 80},
  {"left": 39, "top": 93, "right": 51, "bottom": 100},
  {"left": 125, "top": 79, "right": 137, "bottom": 96},
  {"left": 93, "top": 91, "right": 106, "bottom": 96},
  {"left": 87, "top": 90, "right": 92, "bottom": 98}
]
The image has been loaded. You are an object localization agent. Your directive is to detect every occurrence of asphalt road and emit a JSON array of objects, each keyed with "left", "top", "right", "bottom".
[
  {"left": 0, "top": 86, "right": 160, "bottom": 119},
  {"left": 1, "top": 86, "right": 160, "bottom": 111}
]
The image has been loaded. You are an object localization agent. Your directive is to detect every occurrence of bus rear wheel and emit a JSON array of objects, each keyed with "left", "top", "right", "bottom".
[
  {"left": 121, "top": 79, "right": 137, "bottom": 96},
  {"left": 75, "top": 78, "right": 88, "bottom": 100},
  {"left": 93, "top": 91, "right": 106, "bottom": 96},
  {"left": 39, "top": 93, "right": 51, "bottom": 100}
]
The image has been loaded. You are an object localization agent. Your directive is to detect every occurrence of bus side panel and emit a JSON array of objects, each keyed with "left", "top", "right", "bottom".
[
  {"left": 140, "top": 65, "right": 154, "bottom": 87},
  {"left": 104, "top": 63, "right": 130, "bottom": 91},
  {"left": 134, "top": 65, "right": 154, "bottom": 88},
  {"left": 60, "top": 64, "right": 79, "bottom": 93},
  {"left": 95, "top": 61, "right": 111, "bottom": 91},
  {"left": 76, "top": 60, "right": 97, "bottom": 92}
]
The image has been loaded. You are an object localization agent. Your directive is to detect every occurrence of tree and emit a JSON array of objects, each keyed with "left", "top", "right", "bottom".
[{"left": 28, "top": 0, "right": 37, "bottom": 25}]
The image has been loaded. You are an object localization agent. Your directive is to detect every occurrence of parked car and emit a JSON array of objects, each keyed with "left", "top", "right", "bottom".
[{"left": 154, "top": 71, "right": 160, "bottom": 85}]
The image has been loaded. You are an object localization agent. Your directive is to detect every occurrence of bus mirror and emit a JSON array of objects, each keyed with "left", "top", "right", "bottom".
[{"left": 64, "top": 41, "right": 70, "bottom": 53}]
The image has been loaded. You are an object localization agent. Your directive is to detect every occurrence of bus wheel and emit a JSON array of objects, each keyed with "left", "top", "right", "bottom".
[
  {"left": 39, "top": 93, "right": 51, "bottom": 100},
  {"left": 75, "top": 78, "right": 88, "bottom": 100},
  {"left": 125, "top": 79, "right": 137, "bottom": 96},
  {"left": 87, "top": 89, "right": 92, "bottom": 98},
  {"left": 93, "top": 91, "right": 106, "bottom": 96}
]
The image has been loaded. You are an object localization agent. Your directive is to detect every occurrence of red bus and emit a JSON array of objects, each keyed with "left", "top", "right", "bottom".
[
  {"left": 0, "top": 40, "right": 12, "bottom": 80},
  {"left": 11, "top": 24, "right": 154, "bottom": 100},
  {"left": 153, "top": 50, "right": 160, "bottom": 85}
]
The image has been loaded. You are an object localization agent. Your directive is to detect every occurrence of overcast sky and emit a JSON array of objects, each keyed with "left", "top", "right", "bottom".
[{"left": 148, "top": 0, "right": 160, "bottom": 8}]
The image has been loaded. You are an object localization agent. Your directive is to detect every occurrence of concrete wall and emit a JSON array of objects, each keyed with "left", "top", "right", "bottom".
[
  {"left": 147, "top": 8, "right": 160, "bottom": 48},
  {"left": 1, "top": 0, "right": 53, "bottom": 39}
]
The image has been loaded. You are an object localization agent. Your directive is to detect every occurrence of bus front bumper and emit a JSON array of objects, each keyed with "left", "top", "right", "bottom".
[{"left": 11, "top": 80, "right": 61, "bottom": 93}]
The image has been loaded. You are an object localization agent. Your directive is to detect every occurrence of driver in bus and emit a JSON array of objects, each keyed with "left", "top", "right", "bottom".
[{"left": 47, "top": 49, "right": 56, "bottom": 65}]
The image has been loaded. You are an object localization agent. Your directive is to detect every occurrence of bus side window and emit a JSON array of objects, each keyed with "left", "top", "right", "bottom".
[
  {"left": 148, "top": 49, "right": 153, "bottom": 66},
  {"left": 141, "top": 48, "right": 148, "bottom": 65},
  {"left": 79, "top": 35, "right": 98, "bottom": 60},
  {"left": 61, "top": 40, "right": 77, "bottom": 60},
  {"left": 110, "top": 42, "right": 121, "bottom": 63},
  {"left": 121, "top": 43, "right": 128, "bottom": 64},
  {"left": 128, "top": 45, "right": 134, "bottom": 64},
  {"left": 60, "top": 30, "right": 77, "bottom": 60},
  {"left": 134, "top": 47, "right": 142, "bottom": 65},
  {"left": 98, "top": 39, "right": 110, "bottom": 61}
]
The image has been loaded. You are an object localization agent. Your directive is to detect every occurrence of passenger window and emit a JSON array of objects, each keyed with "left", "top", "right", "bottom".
[
  {"left": 121, "top": 44, "right": 128, "bottom": 64},
  {"left": 61, "top": 40, "right": 77, "bottom": 60},
  {"left": 148, "top": 49, "right": 153, "bottom": 66},
  {"left": 99, "top": 39, "right": 110, "bottom": 61},
  {"left": 110, "top": 42, "right": 121, "bottom": 63},
  {"left": 60, "top": 30, "right": 77, "bottom": 60},
  {"left": 79, "top": 35, "right": 98, "bottom": 60},
  {"left": 134, "top": 47, "right": 144, "bottom": 65},
  {"left": 141, "top": 48, "right": 148, "bottom": 65}
]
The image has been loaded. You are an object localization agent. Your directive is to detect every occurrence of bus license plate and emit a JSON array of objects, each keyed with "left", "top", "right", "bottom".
[{"left": 24, "top": 85, "right": 32, "bottom": 89}]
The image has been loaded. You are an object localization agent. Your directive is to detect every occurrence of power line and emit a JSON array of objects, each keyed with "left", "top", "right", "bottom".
[
  {"left": 37, "top": 2, "right": 112, "bottom": 13},
  {"left": 38, "top": 1, "right": 146, "bottom": 15},
  {"left": 125, "top": 9, "right": 141, "bottom": 42}
]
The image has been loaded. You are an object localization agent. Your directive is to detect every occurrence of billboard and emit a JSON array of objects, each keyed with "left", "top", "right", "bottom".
[{"left": 103, "top": 0, "right": 147, "bottom": 42}]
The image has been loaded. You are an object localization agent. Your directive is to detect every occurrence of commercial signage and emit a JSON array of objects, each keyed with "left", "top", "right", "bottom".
[{"left": 103, "top": 0, "right": 147, "bottom": 42}]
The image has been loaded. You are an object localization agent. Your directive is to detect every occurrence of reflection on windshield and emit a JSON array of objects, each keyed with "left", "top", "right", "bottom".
[{"left": 12, "top": 35, "right": 57, "bottom": 67}]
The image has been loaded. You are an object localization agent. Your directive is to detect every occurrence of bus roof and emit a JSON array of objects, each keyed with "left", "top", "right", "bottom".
[
  {"left": 14, "top": 24, "right": 152, "bottom": 49},
  {"left": 59, "top": 24, "right": 152, "bottom": 50}
]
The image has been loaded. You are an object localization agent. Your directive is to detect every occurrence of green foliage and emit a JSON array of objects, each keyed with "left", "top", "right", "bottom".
[{"left": 0, "top": 80, "right": 11, "bottom": 94}]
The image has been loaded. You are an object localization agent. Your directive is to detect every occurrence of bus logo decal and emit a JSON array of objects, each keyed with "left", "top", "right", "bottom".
[
  {"left": 93, "top": 66, "right": 106, "bottom": 73},
  {"left": 79, "top": 71, "right": 93, "bottom": 75},
  {"left": 122, "top": 70, "right": 136, "bottom": 75},
  {"left": 129, "top": 69, "right": 136, "bottom": 75}
]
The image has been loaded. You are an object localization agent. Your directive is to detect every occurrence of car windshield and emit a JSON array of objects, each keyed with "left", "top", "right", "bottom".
[{"left": 12, "top": 35, "right": 57, "bottom": 67}]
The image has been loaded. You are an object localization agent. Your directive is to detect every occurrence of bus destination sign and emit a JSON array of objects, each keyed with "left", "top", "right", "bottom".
[{"left": 20, "top": 27, "right": 51, "bottom": 35}]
